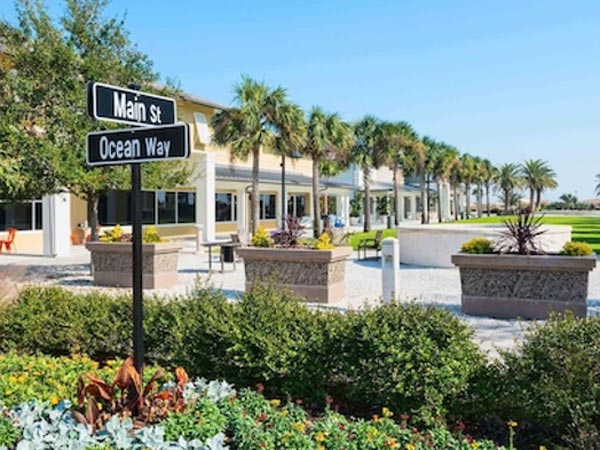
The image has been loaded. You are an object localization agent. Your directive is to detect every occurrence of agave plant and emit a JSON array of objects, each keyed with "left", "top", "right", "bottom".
[
  {"left": 271, "top": 216, "right": 305, "bottom": 248},
  {"left": 499, "top": 211, "right": 547, "bottom": 255}
]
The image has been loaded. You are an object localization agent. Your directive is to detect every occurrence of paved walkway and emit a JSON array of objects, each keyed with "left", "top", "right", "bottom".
[{"left": 2, "top": 240, "right": 600, "bottom": 358}]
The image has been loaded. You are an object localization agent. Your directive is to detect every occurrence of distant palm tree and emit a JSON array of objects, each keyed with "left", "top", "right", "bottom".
[
  {"left": 212, "top": 76, "right": 305, "bottom": 234},
  {"left": 351, "top": 116, "right": 384, "bottom": 232},
  {"left": 430, "top": 143, "right": 460, "bottom": 223},
  {"left": 422, "top": 136, "right": 439, "bottom": 223},
  {"left": 559, "top": 193, "right": 578, "bottom": 210},
  {"left": 449, "top": 154, "right": 463, "bottom": 220},
  {"left": 460, "top": 154, "right": 477, "bottom": 219},
  {"left": 379, "top": 121, "right": 419, "bottom": 225},
  {"left": 496, "top": 163, "right": 522, "bottom": 214},
  {"left": 472, "top": 156, "right": 485, "bottom": 218},
  {"left": 520, "top": 159, "right": 557, "bottom": 213},
  {"left": 480, "top": 159, "right": 497, "bottom": 216},
  {"left": 301, "top": 106, "right": 352, "bottom": 237}
]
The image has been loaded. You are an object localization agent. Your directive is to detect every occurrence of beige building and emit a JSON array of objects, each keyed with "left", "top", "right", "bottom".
[{"left": 0, "top": 88, "right": 441, "bottom": 256}]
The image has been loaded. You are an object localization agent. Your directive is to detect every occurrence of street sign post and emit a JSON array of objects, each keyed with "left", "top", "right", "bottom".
[
  {"left": 86, "top": 123, "right": 190, "bottom": 166},
  {"left": 87, "top": 82, "right": 176, "bottom": 126},
  {"left": 86, "top": 82, "right": 188, "bottom": 376}
]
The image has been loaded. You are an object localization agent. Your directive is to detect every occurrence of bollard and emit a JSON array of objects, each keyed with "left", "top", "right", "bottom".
[
  {"left": 195, "top": 224, "right": 204, "bottom": 255},
  {"left": 381, "top": 237, "right": 400, "bottom": 304}
]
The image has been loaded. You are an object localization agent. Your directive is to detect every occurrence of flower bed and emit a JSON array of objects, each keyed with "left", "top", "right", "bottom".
[{"left": 0, "top": 355, "right": 507, "bottom": 450}]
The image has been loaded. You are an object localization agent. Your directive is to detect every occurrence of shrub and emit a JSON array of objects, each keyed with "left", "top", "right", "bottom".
[
  {"left": 561, "top": 240, "right": 593, "bottom": 256},
  {"left": 0, "top": 415, "right": 20, "bottom": 448},
  {"left": 99, "top": 224, "right": 127, "bottom": 242},
  {"left": 460, "top": 237, "right": 495, "bottom": 254},
  {"left": 143, "top": 225, "right": 165, "bottom": 243},
  {"left": 251, "top": 226, "right": 273, "bottom": 248}
]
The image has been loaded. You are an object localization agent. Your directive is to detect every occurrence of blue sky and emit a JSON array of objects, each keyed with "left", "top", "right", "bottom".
[{"left": 2, "top": 0, "right": 599, "bottom": 201}]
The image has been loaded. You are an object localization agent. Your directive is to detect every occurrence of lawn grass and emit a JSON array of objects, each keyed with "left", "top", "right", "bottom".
[
  {"left": 348, "top": 228, "right": 397, "bottom": 250},
  {"left": 457, "top": 215, "right": 600, "bottom": 253}
]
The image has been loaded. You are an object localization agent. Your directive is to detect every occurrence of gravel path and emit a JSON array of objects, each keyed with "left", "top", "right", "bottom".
[{"left": 3, "top": 241, "right": 600, "bottom": 358}]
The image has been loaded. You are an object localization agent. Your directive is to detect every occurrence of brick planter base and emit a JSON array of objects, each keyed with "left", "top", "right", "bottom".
[
  {"left": 237, "top": 247, "right": 352, "bottom": 303},
  {"left": 452, "top": 253, "right": 596, "bottom": 319},
  {"left": 86, "top": 242, "right": 182, "bottom": 289}
]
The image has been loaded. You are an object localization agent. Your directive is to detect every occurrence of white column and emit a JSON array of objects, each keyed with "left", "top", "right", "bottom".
[
  {"left": 381, "top": 237, "right": 400, "bottom": 304},
  {"left": 42, "top": 192, "right": 71, "bottom": 257},
  {"left": 410, "top": 195, "right": 417, "bottom": 220},
  {"left": 195, "top": 152, "right": 215, "bottom": 242},
  {"left": 342, "top": 194, "right": 350, "bottom": 227},
  {"left": 443, "top": 182, "right": 452, "bottom": 220},
  {"left": 398, "top": 194, "right": 405, "bottom": 223},
  {"left": 237, "top": 187, "right": 248, "bottom": 242}
]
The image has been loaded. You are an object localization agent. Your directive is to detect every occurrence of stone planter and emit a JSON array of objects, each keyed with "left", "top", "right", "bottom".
[
  {"left": 86, "top": 242, "right": 182, "bottom": 289},
  {"left": 237, "top": 246, "right": 352, "bottom": 303},
  {"left": 451, "top": 253, "right": 597, "bottom": 319}
]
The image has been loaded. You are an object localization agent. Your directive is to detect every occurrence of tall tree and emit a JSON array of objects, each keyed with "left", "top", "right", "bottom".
[
  {"left": 473, "top": 157, "right": 485, "bottom": 218},
  {"left": 520, "top": 159, "right": 557, "bottom": 213},
  {"left": 430, "top": 143, "right": 460, "bottom": 223},
  {"left": 301, "top": 106, "right": 352, "bottom": 237},
  {"left": 212, "top": 76, "right": 305, "bottom": 234},
  {"left": 559, "top": 193, "right": 578, "bottom": 210},
  {"left": 449, "top": 152, "right": 463, "bottom": 220},
  {"left": 351, "top": 116, "right": 383, "bottom": 232},
  {"left": 496, "top": 163, "right": 522, "bottom": 214},
  {"left": 460, "top": 154, "right": 476, "bottom": 219},
  {"left": 1, "top": 0, "right": 189, "bottom": 240},
  {"left": 379, "top": 121, "right": 418, "bottom": 225},
  {"left": 480, "top": 159, "right": 497, "bottom": 216}
]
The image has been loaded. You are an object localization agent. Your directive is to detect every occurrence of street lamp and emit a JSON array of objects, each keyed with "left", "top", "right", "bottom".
[{"left": 281, "top": 150, "right": 303, "bottom": 228}]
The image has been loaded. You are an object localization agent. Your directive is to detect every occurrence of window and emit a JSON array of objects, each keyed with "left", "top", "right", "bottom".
[
  {"left": 0, "top": 200, "right": 42, "bottom": 231},
  {"left": 157, "top": 191, "right": 176, "bottom": 224},
  {"left": 99, "top": 190, "right": 196, "bottom": 226},
  {"left": 99, "top": 191, "right": 130, "bottom": 225},
  {"left": 178, "top": 192, "right": 196, "bottom": 223},
  {"left": 215, "top": 193, "right": 237, "bottom": 222},
  {"left": 260, "top": 194, "right": 276, "bottom": 220},
  {"left": 287, "top": 194, "right": 306, "bottom": 218}
]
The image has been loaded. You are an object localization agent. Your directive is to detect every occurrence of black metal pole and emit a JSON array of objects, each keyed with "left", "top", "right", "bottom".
[
  {"left": 281, "top": 154, "right": 286, "bottom": 229},
  {"left": 131, "top": 162, "right": 143, "bottom": 375}
]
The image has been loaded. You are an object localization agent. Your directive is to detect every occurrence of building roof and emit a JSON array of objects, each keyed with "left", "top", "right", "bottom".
[
  {"left": 370, "top": 180, "right": 424, "bottom": 193},
  {"left": 216, "top": 165, "right": 422, "bottom": 193},
  {"left": 178, "top": 90, "right": 229, "bottom": 111}
]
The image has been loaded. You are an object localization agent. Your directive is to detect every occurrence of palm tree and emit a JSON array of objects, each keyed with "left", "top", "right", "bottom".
[
  {"left": 421, "top": 136, "right": 438, "bottom": 223},
  {"left": 496, "top": 163, "right": 522, "bottom": 214},
  {"left": 379, "top": 121, "right": 419, "bottom": 225},
  {"left": 594, "top": 174, "right": 600, "bottom": 196},
  {"left": 480, "top": 159, "right": 497, "bottom": 216},
  {"left": 351, "top": 116, "right": 384, "bottom": 232},
  {"left": 559, "top": 193, "right": 578, "bottom": 210},
  {"left": 211, "top": 76, "right": 304, "bottom": 234},
  {"left": 430, "top": 143, "right": 460, "bottom": 223},
  {"left": 301, "top": 106, "right": 352, "bottom": 237},
  {"left": 520, "top": 159, "right": 557, "bottom": 213},
  {"left": 460, "top": 154, "right": 477, "bottom": 219},
  {"left": 472, "top": 156, "right": 485, "bottom": 218},
  {"left": 449, "top": 153, "right": 463, "bottom": 220}
]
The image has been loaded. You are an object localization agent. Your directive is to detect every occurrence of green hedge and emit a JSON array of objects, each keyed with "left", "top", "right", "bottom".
[{"left": 0, "top": 284, "right": 483, "bottom": 425}]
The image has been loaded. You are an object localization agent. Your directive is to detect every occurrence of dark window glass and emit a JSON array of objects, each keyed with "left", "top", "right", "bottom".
[
  {"left": 157, "top": 191, "right": 176, "bottom": 224},
  {"left": 260, "top": 194, "right": 276, "bottom": 220},
  {"left": 0, "top": 202, "right": 33, "bottom": 231},
  {"left": 287, "top": 195, "right": 306, "bottom": 218},
  {"left": 99, "top": 191, "right": 130, "bottom": 226},
  {"left": 34, "top": 202, "right": 42, "bottom": 230},
  {"left": 141, "top": 191, "right": 156, "bottom": 225},
  {"left": 178, "top": 192, "right": 196, "bottom": 223},
  {"left": 216, "top": 193, "right": 236, "bottom": 222}
]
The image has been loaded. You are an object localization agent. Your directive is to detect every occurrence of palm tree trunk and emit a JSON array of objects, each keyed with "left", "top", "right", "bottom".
[
  {"left": 453, "top": 184, "right": 459, "bottom": 220},
  {"left": 476, "top": 183, "right": 482, "bottom": 218},
  {"left": 420, "top": 169, "right": 426, "bottom": 224},
  {"left": 529, "top": 188, "right": 535, "bottom": 213},
  {"left": 436, "top": 179, "right": 443, "bottom": 223},
  {"left": 363, "top": 167, "right": 371, "bottom": 232},
  {"left": 393, "top": 162, "right": 400, "bottom": 225},
  {"left": 251, "top": 147, "right": 260, "bottom": 234},
  {"left": 426, "top": 175, "right": 431, "bottom": 224},
  {"left": 312, "top": 158, "right": 321, "bottom": 238},
  {"left": 535, "top": 188, "right": 542, "bottom": 210},
  {"left": 87, "top": 195, "right": 100, "bottom": 241},
  {"left": 504, "top": 190, "right": 510, "bottom": 214},
  {"left": 465, "top": 182, "right": 471, "bottom": 219},
  {"left": 485, "top": 184, "right": 491, "bottom": 217}
]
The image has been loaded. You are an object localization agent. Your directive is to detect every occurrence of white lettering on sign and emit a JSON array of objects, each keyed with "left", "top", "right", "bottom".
[
  {"left": 99, "top": 135, "right": 141, "bottom": 161},
  {"left": 113, "top": 92, "right": 163, "bottom": 124},
  {"left": 145, "top": 137, "right": 171, "bottom": 158}
]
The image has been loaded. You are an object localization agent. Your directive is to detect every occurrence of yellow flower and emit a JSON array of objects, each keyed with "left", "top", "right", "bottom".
[
  {"left": 270, "top": 399, "right": 281, "bottom": 408},
  {"left": 5, "top": 389, "right": 13, "bottom": 396},
  {"left": 539, "top": 447, "right": 548, "bottom": 450},
  {"left": 7, "top": 375, "right": 17, "bottom": 384},
  {"left": 317, "top": 446, "right": 325, "bottom": 450},
  {"left": 387, "top": 437, "right": 399, "bottom": 449},
  {"left": 372, "top": 414, "right": 381, "bottom": 423},
  {"left": 17, "top": 374, "right": 27, "bottom": 384},
  {"left": 471, "top": 442, "right": 479, "bottom": 449},
  {"left": 406, "top": 444, "right": 416, "bottom": 450},
  {"left": 50, "top": 396, "right": 60, "bottom": 406},
  {"left": 507, "top": 420, "right": 518, "bottom": 428},
  {"left": 97, "top": 402, "right": 103, "bottom": 411},
  {"left": 280, "top": 410, "right": 289, "bottom": 417},
  {"left": 292, "top": 422, "right": 306, "bottom": 433},
  {"left": 315, "top": 431, "right": 326, "bottom": 443},
  {"left": 382, "top": 407, "right": 394, "bottom": 418}
]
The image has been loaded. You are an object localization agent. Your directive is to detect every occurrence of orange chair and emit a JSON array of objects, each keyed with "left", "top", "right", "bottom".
[{"left": 0, "top": 228, "right": 17, "bottom": 253}]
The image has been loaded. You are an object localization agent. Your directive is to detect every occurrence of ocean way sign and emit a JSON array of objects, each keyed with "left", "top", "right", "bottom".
[
  {"left": 86, "top": 123, "right": 190, "bottom": 167},
  {"left": 88, "top": 82, "right": 176, "bottom": 126}
]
